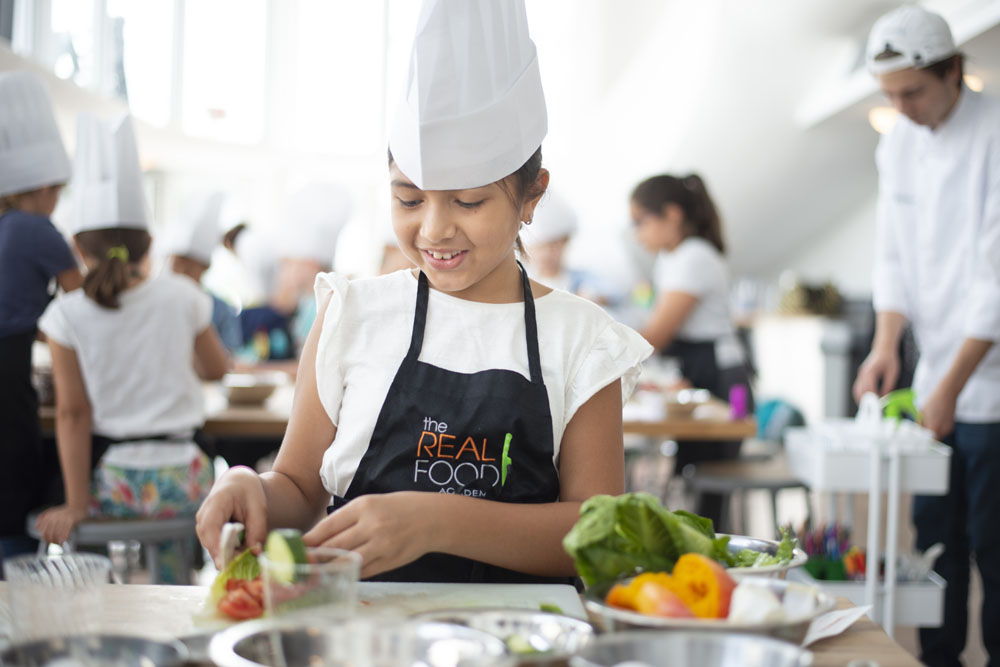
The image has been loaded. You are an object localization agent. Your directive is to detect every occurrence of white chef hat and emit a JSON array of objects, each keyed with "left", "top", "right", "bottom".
[
  {"left": 71, "top": 112, "right": 149, "bottom": 233},
  {"left": 0, "top": 71, "right": 72, "bottom": 198},
  {"left": 388, "top": 0, "right": 546, "bottom": 191},
  {"left": 161, "top": 191, "right": 226, "bottom": 265},
  {"left": 522, "top": 192, "right": 578, "bottom": 246},
  {"left": 867, "top": 5, "right": 957, "bottom": 75},
  {"left": 278, "top": 182, "right": 352, "bottom": 266}
]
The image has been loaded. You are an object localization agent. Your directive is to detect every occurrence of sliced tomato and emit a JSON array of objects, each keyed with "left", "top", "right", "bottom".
[
  {"left": 225, "top": 578, "right": 245, "bottom": 592},
  {"left": 245, "top": 578, "right": 265, "bottom": 605},
  {"left": 218, "top": 588, "right": 264, "bottom": 620}
]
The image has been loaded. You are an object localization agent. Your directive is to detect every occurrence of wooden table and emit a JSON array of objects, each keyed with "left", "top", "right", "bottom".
[
  {"left": 0, "top": 584, "right": 920, "bottom": 666},
  {"left": 41, "top": 385, "right": 754, "bottom": 442}
]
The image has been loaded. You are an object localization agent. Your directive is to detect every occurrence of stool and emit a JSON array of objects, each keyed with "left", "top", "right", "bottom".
[
  {"left": 684, "top": 455, "right": 812, "bottom": 535},
  {"left": 26, "top": 514, "right": 197, "bottom": 584}
]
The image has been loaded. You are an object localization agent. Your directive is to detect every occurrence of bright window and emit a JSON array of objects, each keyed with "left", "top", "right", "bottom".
[
  {"left": 181, "top": 0, "right": 267, "bottom": 144},
  {"left": 107, "top": 0, "right": 175, "bottom": 127},
  {"left": 290, "top": 1, "right": 386, "bottom": 155}
]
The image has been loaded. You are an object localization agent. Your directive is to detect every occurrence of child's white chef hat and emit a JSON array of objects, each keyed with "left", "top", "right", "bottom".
[
  {"left": 0, "top": 71, "right": 71, "bottom": 198},
  {"left": 388, "top": 0, "right": 546, "bottom": 191},
  {"left": 161, "top": 191, "right": 226, "bottom": 265},
  {"left": 71, "top": 112, "right": 149, "bottom": 233}
]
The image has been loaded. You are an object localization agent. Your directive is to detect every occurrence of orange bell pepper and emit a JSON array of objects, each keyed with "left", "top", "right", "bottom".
[
  {"left": 668, "top": 553, "right": 736, "bottom": 618},
  {"left": 605, "top": 572, "right": 694, "bottom": 618}
]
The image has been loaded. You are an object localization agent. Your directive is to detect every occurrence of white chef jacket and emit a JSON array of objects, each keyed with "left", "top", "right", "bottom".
[{"left": 872, "top": 86, "right": 1000, "bottom": 422}]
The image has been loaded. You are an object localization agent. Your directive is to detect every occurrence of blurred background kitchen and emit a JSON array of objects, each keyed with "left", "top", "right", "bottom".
[
  {"left": 2, "top": 1, "right": 998, "bottom": 662},
  {"left": 4, "top": 0, "right": 998, "bottom": 421}
]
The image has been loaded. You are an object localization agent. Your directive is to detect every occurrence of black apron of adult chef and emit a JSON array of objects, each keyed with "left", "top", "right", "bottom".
[{"left": 331, "top": 264, "right": 569, "bottom": 584}]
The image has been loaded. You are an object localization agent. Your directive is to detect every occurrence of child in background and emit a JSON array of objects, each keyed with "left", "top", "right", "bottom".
[
  {"left": 162, "top": 190, "right": 243, "bottom": 351},
  {"left": 0, "top": 71, "right": 83, "bottom": 559},
  {"left": 36, "top": 113, "right": 228, "bottom": 583}
]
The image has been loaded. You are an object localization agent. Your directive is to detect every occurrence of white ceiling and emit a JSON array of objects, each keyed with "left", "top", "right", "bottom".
[{"left": 528, "top": 0, "right": 1000, "bottom": 277}]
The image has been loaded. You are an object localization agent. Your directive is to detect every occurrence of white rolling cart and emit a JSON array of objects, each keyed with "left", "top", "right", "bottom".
[{"left": 785, "top": 394, "right": 951, "bottom": 637}]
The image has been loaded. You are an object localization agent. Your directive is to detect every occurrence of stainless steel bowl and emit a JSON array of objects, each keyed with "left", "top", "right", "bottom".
[
  {"left": 723, "top": 534, "right": 808, "bottom": 579},
  {"left": 569, "top": 630, "right": 813, "bottom": 667},
  {"left": 0, "top": 635, "right": 188, "bottom": 666},
  {"left": 413, "top": 608, "right": 594, "bottom": 665},
  {"left": 208, "top": 618, "right": 514, "bottom": 667},
  {"left": 584, "top": 576, "right": 834, "bottom": 645}
]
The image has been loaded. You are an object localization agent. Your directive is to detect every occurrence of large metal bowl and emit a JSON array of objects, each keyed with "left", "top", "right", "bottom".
[
  {"left": 584, "top": 576, "right": 834, "bottom": 645},
  {"left": 208, "top": 618, "right": 514, "bottom": 667},
  {"left": 569, "top": 630, "right": 813, "bottom": 667},
  {"left": 412, "top": 608, "right": 594, "bottom": 665},
  {"left": 0, "top": 635, "right": 188, "bottom": 666},
  {"left": 723, "top": 534, "right": 808, "bottom": 579}
]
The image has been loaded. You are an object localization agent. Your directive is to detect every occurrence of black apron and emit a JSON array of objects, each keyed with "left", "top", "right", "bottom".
[
  {"left": 331, "top": 264, "right": 567, "bottom": 584},
  {"left": 0, "top": 330, "right": 45, "bottom": 537}
]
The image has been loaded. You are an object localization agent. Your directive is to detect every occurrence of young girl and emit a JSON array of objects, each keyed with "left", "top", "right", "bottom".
[
  {"left": 0, "top": 71, "right": 83, "bottom": 559},
  {"left": 196, "top": 0, "right": 652, "bottom": 582},
  {"left": 630, "top": 173, "right": 753, "bottom": 528},
  {"left": 36, "top": 113, "right": 228, "bottom": 582}
]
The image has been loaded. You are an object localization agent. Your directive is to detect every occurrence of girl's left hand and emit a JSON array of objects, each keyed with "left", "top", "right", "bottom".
[
  {"left": 35, "top": 504, "right": 89, "bottom": 544},
  {"left": 302, "top": 491, "right": 438, "bottom": 579}
]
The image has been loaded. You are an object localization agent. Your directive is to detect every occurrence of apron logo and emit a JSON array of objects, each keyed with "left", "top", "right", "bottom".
[{"left": 414, "top": 416, "right": 500, "bottom": 496}]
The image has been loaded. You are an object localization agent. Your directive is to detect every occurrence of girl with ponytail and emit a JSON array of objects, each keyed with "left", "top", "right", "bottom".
[
  {"left": 35, "top": 113, "right": 229, "bottom": 583},
  {"left": 630, "top": 173, "right": 753, "bottom": 530}
]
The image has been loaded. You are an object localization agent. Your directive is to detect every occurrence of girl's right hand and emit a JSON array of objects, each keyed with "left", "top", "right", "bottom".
[{"left": 195, "top": 466, "right": 268, "bottom": 568}]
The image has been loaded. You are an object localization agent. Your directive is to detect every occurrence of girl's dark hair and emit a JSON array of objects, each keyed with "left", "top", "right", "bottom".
[
  {"left": 630, "top": 173, "right": 726, "bottom": 254},
  {"left": 387, "top": 146, "right": 545, "bottom": 256},
  {"left": 74, "top": 228, "right": 151, "bottom": 309}
]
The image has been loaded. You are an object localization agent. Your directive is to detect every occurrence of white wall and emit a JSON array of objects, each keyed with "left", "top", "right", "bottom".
[{"left": 764, "top": 194, "right": 877, "bottom": 300}]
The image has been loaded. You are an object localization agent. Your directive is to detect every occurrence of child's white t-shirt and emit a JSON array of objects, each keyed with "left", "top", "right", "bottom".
[
  {"left": 652, "top": 237, "right": 744, "bottom": 368},
  {"left": 314, "top": 270, "right": 654, "bottom": 497},
  {"left": 39, "top": 272, "right": 212, "bottom": 445}
]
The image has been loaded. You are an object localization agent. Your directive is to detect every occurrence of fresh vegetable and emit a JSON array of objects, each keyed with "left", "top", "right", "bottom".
[
  {"left": 668, "top": 553, "right": 735, "bottom": 619},
  {"left": 563, "top": 493, "right": 797, "bottom": 586},
  {"left": 217, "top": 579, "right": 264, "bottom": 620},
  {"left": 210, "top": 549, "right": 261, "bottom": 606},
  {"left": 606, "top": 572, "right": 694, "bottom": 618},
  {"left": 731, "top": 526, "right": 796, "bottom": 568},
  {"left": 264, "top": 528, "right": 309, "bottom": 584},
  {"left": 538, "top": 603, "right": 563, "bottom": 614},
  {"left": 562, "top": 493, "right": 731, "bottom": 586}
]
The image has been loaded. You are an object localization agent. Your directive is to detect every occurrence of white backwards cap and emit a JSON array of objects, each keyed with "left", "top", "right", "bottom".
[
  {"left": 71, "top": 112, "right": 149, "bottom": 233},
  {"left": 0, "top": 71, "right": 72, "bottom": 198},
  {"left": 522, "top": 192, "right": 578, "bottom": 245},
  {"left": 278, "top": 183, "right": 352, "bottom": 266},
  {"left": 161, "top": 191, "right": 226, "bottom": 265},
  {"left": 867, "top": 5, "right": 957, "bottom": 75},
  {"left": 388, "top": 0, "right": 546, "bottom": 191}
]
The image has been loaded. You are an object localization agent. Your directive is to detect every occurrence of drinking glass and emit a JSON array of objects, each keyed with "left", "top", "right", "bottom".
[
  {"left": 259, "top": 547, "right": 361, "bottom": 623},
  {"left": 4, "top": 553, "right": 112, "bottom": 643}
]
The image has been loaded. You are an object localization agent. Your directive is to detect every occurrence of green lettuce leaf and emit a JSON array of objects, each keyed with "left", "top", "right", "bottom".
[{"left": 209, "top": 549, "right": 260, "bottom": 604}]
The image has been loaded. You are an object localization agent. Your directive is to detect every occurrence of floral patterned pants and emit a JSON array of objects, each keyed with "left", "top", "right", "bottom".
[{"left": 90, "top": 448, "right": 213, "bottom": 583}]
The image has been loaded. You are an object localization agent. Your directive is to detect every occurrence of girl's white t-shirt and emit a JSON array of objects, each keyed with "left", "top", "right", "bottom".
[
  {"left": 39, "top": 272, "right": 212, "bottom": 443},
  {"left": 314, "top": 269, "right": 653, "bottom": 497},
  {"left": 652, "top": 237, "right": 743, "bottom": 368}
]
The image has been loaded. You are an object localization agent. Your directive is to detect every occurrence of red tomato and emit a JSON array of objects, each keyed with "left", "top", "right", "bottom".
[
  {"left": 225, "top": 578, "right": 244, "bottom": 592},
  {"left": 218, "top": 588, "right": 263, "bottom": 620},
  {"left": 245, "top": 579, "right": 265, "bottom": 605}
]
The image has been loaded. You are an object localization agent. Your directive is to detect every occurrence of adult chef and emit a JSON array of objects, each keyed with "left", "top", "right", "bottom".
[
  {"left": 0, "top": 72, "right": 83, "bottom": 559},
  {"left": 853, "top": 7, "right": 1000, "bottom": 666}
]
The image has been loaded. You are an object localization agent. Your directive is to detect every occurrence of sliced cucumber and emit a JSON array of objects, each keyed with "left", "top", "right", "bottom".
[{"left": 265, "top": 528, "right": 308, "bottom": 584}]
